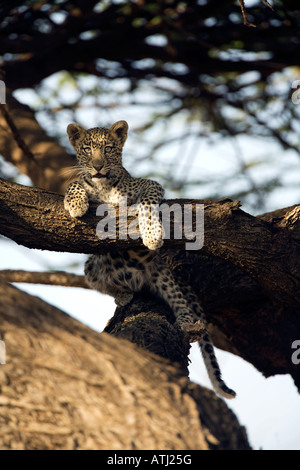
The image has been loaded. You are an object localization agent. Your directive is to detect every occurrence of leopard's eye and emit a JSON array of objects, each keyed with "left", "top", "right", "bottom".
[
  {"left": 105, "top": 146, "right": 113, "bottom": 154},
  {"left": 83, "top": 146, "right": 92, "bottom": 155}
]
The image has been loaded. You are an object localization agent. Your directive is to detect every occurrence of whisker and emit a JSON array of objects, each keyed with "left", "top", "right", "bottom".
[
  {"left": 59, "top": 168, "right": 78, "bottom": 177},
  {"left": 59, "top": 165, "right": 84, "bottom": 184}
]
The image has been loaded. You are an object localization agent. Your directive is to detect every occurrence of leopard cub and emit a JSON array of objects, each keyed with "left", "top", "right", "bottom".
[{"left": 64, "top": 120, "right": 236, "bottom": 399}]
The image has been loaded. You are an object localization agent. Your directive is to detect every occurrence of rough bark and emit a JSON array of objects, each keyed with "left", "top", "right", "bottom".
[
  {"left": 0, "top": 280, "right": 250, "bottom": 450},
  {"left": 0, "top": 177, "right": 300, "bottom": 390}
]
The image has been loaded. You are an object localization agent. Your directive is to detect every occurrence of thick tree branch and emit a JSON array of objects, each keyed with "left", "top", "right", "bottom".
[
  {"left": 1, "top": 178, "right": 299, "bottom": 305},
  {"left": 1, "top": 178, "right": 300, "bottom": 389}
]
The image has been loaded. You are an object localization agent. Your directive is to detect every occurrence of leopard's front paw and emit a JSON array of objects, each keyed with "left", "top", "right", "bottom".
[
  {"left": 142, "top": 235, "right": 164, "bottom": 251},
  {"left": 64, "top": 196, "right": 89, "bottom": 218},
  {"left": 140, "top": 221, "right": 164, "bottom": 250}
]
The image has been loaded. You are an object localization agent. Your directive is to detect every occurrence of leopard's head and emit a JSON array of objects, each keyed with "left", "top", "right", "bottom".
[{"left": 67, "top": 120, "right": 128, "bottom": 182}]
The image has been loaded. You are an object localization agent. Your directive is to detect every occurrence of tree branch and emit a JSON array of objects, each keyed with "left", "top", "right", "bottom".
[
  {"left": 0, "top": 95, "right": 76, "bottom": 194},
  {"left": 239, "top": 0, "right": 256, "bottom": 27},
  {"left": 0, "top": 178, "right": 300, "bottom": 389},
  {"left": 0, "top": 269, "right": 89, "bottom": 289},
  {"left": 1, "top": 178, "right": 299, "bottom": 305},
  {"left": 0, "top": 103, "right": 38, "bottom": 165},
  {"left": 239, "top": 0, "right": 274, "bottom": 27},
  {"left": 0, "top": 1, "right": 296, "bottom": 92}
]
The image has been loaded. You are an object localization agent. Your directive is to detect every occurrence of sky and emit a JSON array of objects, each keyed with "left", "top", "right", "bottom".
[{"left": 1, "top": 71, "right": 300, "bottom": 450}]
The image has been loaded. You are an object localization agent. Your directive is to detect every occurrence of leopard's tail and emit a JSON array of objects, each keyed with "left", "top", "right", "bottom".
[
  {"left": 198, "top": 332, "right": 236, "bottom": 399},
  {"left": 180, "top": 284, "right": 236, "bottom": 399},
  {"left": 149, "top": 268, "right": 236, "bottom": 399}
]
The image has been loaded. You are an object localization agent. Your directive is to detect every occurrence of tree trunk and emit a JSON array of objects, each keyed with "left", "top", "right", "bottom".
[{"left": 0, "top": 280, "right": 250, "bottom": 450}]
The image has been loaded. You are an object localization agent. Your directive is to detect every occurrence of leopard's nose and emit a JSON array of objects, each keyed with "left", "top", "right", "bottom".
[{"left": 93, "top": 162, "right": 103, "bottom": 172}]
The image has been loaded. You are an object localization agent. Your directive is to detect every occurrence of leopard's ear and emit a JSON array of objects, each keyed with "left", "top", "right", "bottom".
[
  {"left": 67, "top": 123, "right": 87, "bottom": 149},
  {"left": 109, "top": 120, "right": 128, "bottom": 147}
]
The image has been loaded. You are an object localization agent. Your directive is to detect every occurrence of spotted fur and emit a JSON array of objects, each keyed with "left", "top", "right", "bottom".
[{"left": 64, "top": 120, "right": 236, "bottom": 399}]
